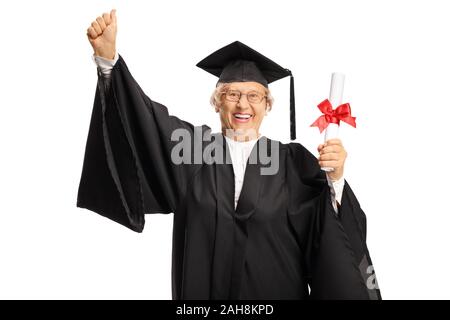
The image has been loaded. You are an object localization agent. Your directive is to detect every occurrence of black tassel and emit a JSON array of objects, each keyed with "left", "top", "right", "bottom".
[{"left": 289, "top": 72, "right": 296, "bottom": 140}]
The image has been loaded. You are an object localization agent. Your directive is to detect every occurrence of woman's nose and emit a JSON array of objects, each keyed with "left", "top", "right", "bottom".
[{"left": 237, "top": 96, "right": 250, "bottom": 108}]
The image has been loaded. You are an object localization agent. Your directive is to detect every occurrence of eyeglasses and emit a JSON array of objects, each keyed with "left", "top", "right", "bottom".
[{"left": 222, "top": 90, "right": 266, "bottom": 104}]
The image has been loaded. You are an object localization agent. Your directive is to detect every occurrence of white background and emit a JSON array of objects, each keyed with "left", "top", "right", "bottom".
[{"left": 0, "top": 0, "right": 449, "bottom": 299}]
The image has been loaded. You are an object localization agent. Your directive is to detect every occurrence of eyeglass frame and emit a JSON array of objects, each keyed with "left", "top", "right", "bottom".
[{"left": 220, "top": 89, "right": 267, "bottom": 104}]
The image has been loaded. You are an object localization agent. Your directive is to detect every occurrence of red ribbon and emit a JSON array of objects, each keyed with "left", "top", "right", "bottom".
[{"left": 310, "top": 99, "right": 357, "bottom": 133}]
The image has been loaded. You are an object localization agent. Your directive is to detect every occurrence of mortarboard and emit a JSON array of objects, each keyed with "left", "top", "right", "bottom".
[{"left": 196, "top": 41, "right": 296, "bottom": 140}]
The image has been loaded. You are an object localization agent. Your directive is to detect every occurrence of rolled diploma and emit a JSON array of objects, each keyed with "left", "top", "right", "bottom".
[{"left": 321, "top": 72, "right": 345, "bottom": 172}]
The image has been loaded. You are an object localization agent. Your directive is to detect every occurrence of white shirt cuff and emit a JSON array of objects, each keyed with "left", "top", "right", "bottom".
[
  {"left": 92, "top": 51, "right": 119, "bottom": 77},
  {"left": 326, "top": 174, "right": 345, "bottom": 213}
]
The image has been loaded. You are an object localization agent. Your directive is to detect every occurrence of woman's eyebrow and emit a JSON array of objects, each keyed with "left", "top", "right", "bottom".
[{"left": 229, "top": 87, "right": 263, "bottom": 92}]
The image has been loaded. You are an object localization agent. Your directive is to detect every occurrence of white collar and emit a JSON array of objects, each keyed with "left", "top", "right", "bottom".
[{"left": 224, "top": 135, "right": 261, "bottom": 147}]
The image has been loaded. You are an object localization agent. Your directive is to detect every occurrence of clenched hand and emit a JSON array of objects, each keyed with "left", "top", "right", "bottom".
[
  {"left": 317, "top": 138, "right": 347, "bottom": 181},
  {"left": 87, "top": 9, "right": 117, "bottom": 60}
]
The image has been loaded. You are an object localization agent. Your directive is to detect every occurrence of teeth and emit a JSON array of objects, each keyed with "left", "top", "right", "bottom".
[{"left": 234, "top": 114, "right": 251, "bottom": 119}]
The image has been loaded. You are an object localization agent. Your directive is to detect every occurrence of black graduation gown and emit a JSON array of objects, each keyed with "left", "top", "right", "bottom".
[{"left": 77, "top": 55, "right": 381, "bottom": 300}]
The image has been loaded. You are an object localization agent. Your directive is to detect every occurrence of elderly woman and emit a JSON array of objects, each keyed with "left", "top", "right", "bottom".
[{"left": 78, "top": 10, "right": 381, "bottom": 300}]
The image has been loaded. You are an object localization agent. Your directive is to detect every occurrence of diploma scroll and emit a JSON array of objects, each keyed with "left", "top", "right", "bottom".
[{"left": 321, "top": 72, "right": 345, "bottom": 172}]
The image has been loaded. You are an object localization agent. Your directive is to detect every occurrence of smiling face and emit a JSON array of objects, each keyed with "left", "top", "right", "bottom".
[{"left": 216, "top": 82, "right": 269, "bottom": 140}]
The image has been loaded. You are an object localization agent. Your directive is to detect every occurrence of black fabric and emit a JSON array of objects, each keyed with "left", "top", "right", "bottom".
[
  {"left": 196, "top": 41, "right": 291, "bottom": 85},
  {"left": 77, "top": 55, "right": 381, "bottom": 300}
]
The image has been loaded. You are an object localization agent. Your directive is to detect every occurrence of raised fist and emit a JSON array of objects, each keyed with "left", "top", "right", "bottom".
[{"left": 86, "top": 9, "right": 117, "bottom": 60}]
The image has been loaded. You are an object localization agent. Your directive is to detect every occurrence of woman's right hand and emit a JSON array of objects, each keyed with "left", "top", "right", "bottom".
[{"left": 87, "top": 9, "right": 117, "bottom": 60}]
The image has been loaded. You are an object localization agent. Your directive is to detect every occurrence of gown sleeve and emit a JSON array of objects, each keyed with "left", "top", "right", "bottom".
[
  {"left": 77, "top": 55, "right": 204, "bottom": 232},
  {"left": 286, "top": 143, "right": 382, "bottom": 300}
]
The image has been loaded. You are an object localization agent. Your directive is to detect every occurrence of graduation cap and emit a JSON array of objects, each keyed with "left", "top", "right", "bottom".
[{"left": 196, "top": 41, "right": 296, "bottom": 140}]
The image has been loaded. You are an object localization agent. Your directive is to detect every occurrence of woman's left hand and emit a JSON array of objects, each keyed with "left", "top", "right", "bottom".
[{"left": 317, "top": 138, "right": 347, "bottom": 181}]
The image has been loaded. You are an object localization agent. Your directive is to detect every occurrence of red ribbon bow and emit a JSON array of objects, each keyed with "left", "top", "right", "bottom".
[{"left": 310, "top": 99, "right": 357, "bottom": 133}]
